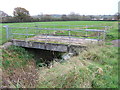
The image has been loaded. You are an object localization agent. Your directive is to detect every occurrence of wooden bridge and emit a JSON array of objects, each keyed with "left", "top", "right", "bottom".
[{"left": 3, "top": 24, "right": 108, "bottom": 53}]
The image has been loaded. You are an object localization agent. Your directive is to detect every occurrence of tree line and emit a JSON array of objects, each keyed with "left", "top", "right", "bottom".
[{"left": 1, "top": 7, "right": 119, "bottom": 23}]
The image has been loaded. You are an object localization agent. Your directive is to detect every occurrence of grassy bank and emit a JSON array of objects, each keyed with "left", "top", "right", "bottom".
[
  {"left": 1, "top": 21, "right": 119, "bottom": 88},
  {"left": 2, "top": 46, "right": 38, "bottom": 88},
  {"left": 2, "top": 44, "right": 118, "bottom": 88},
  {"left": 36, "top": 45, "right": 118, "bottom": 88}
]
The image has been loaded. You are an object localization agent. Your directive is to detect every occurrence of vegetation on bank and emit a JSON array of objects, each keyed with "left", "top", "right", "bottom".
[
  {"left": 1, "top": 21, "right": 119, "bottom": 88},
  {"left": 2, "top": 46, "right": 38, "bottom": 88},
  {"left": 2, "top": 44, "right": 118, "bottom": 88}
]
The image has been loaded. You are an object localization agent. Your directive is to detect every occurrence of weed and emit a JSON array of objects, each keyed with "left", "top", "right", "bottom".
[
  {"left": 79, "top": 45, "right": 118, "bottom": 88},
  {"left": 1, "top": 21, "right": 118, "bottom": 88},
  {"left": 2, "top": 46, "right": 34, "bottom": 70}
]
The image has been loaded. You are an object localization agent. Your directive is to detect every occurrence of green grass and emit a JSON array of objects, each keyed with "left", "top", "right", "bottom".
[
  {"left": 1, "top": 21, "right": 118, "bottom": 45},
  {"left": 2, "top": 46, "right": 34, "bottom": 69},
  {"left": 40, "top": 35, "right": 118, "bottom": 88},
  {"left": 36, "top": 45, "right": 118, "bottom": 88},
  {"left": 1, "top": 21, "right": 119, "bottom": 88},
  {"left": 2, "top": 46, "right": 38, "bottom": 88},
  {"left": 2, "top": 44, "right": 118, "bottom": 88}
]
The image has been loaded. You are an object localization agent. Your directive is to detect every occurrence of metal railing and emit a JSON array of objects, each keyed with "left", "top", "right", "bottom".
[{"left": 3, "top": 24, "right": 108, "bottom": 45}]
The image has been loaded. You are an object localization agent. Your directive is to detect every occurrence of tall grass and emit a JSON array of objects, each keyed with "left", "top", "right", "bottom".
[
  {"left": 2, "top": 46, "right": 38, "bottom": 88},
  {"left": 1, "top": 21, "right": 118, "bottom": 88},
  {"left": 36, "top": 45, "right": 118, "bottom": 88},
  {"left": 79, "top": 45, "right": 118, "bottom": 88},
  {"left": 2, "top": 46, "right": 33, "bottom": 69}
]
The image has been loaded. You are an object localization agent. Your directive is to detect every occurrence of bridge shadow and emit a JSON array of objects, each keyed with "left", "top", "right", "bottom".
[{"left": 24, "top": 47, "right": 65, "bottom": 67}]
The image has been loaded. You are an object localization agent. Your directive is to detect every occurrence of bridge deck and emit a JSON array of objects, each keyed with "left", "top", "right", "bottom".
[
  {"left": 26, "top": 35, "right": 100, "bottom": 46},
  {"left": 12, "top": 35, "right": 102, "bottom": 52}
]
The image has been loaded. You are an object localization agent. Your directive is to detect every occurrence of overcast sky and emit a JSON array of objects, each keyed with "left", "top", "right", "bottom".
[{"left": 1, "top": 0, "right": 119, "bottom": 16}]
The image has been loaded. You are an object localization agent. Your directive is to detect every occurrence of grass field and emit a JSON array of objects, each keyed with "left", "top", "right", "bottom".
[
  {"left": 1, "top": 21, "right": 119, "bottom": 88},
  {"left": 1, "top": 21, "right": 119, "bottom": 44}
]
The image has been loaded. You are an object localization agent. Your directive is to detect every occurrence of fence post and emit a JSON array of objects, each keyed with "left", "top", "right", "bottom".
[
  {"left": 86, "top": 25, "right": 88, "bottom": 38},
  {"left": 103, "top": 26, "right": 108, "bottom": 42},
  {"left": 68, "top": 25, "right": 71, "bottom": 45},
  {"left": 103, "top": 30, "right": 106, "bottom": 42},
  {"left": 97, "top": 31, "right": 100, "bottom": 41},
  {"left": 68, "top": 25, "right": 71, "bottom": 53},
  {"left": 26, "top": 27, "right": 28, "bottom": 38},
  {"left": 3, "top": 25, "right": 9, "bottom": 40}
]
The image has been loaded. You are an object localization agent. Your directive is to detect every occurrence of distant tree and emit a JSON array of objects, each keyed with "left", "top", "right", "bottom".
[
  {"left": 0, "top": 10, "right": 8, "bottom": 17},
  {"left": 68, "top": 12, "right": 80, "bottom": 20},
  {"left": 61, "top": 14, "right": 69, "bottom": 21},
  {"left": 81, "top": 15, "right": 86, "bottom": 20},
  {"left": 114, "top": 12, "right": 120, "bottom": 20},
  {"left": 13, "top": 7, "right": 31, "bottom": 22},
  {"left": 89, "top": 15, "right": 95, "bottom": 20},
  {"left": 40, "top": 14, "right": 53, "bottom": 21},
  {"left": 0, "top": 10, "right": 9, "bottom": 22}
]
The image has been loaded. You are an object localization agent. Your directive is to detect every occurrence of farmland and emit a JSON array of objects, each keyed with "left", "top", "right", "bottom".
[
  {"left": 1, "top": 21, "right": 119, "bottom": 88},
  {"left": 1, "top": 21, "right": 119, "bottom": 44}
]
